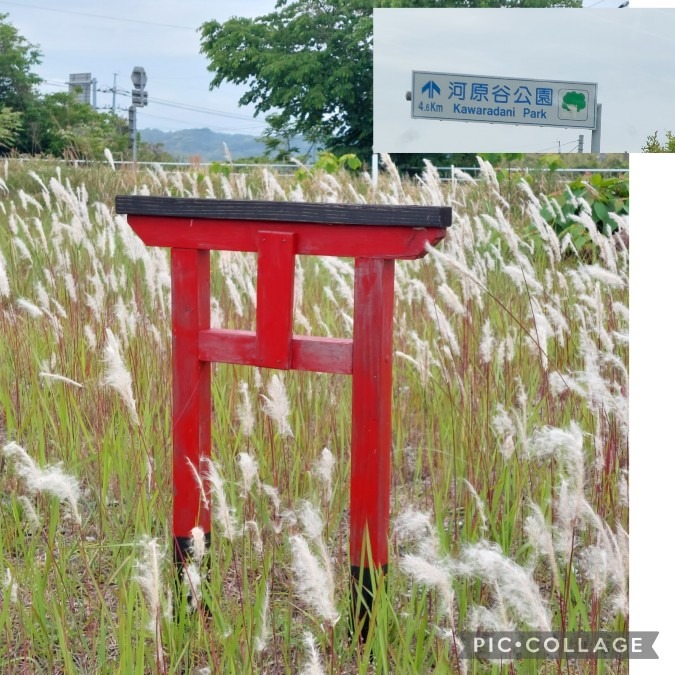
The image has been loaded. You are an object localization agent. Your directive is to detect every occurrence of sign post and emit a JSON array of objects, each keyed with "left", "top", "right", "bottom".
[
  {"left": 411, "top": 70, "right": 598, "bottom": 132},
  {"left": 130, "top": 67, "right": 148, "bottom": 163},
  {"left": 115, "top": 196, "right": 452, "bottom": 639}
]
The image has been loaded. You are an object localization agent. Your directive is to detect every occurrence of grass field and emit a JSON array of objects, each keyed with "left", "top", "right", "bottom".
[{"left": 0, "top": 157, "right": 628, "bottom": 674}]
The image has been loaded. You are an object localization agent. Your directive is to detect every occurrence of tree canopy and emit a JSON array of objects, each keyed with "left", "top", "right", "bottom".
[
  {"left": 0, "top": 13, "right": 41, "bottom": 113},
  {"left": 0, "top": 12, "right": 154, "bottom": 159},
  {"left": 200, "top": 0, "right": 582, "bottom": 161},
  {"left": 642, "top": 130, "right": 675, "bottom": 153}
]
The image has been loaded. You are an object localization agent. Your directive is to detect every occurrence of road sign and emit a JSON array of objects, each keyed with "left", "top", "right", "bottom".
[
  {"left": 411, "top": 71, "right": 598, "bottom": 129},
  {"left": 131, "top": 66, "right": 147, "bottom": 89},
  {"left": 68, "top": 73, "right": 92, "bottom": 106},
  {"left": 132, "top": 90, "right": 149, "bottom": 106}
]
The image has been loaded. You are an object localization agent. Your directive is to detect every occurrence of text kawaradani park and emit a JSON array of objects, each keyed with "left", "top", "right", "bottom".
[{"left": 411, "top": 72, "right": 598, "bottom": 129}]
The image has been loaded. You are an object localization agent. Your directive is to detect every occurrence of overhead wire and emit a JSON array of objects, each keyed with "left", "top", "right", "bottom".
[{"left": 0, "top": 1, "right": 194, "bottom": 30}]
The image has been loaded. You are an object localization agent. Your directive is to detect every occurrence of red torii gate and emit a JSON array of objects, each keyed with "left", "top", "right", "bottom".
[{"left": 115, "top": 196, "right": 451, "bottom": 634}]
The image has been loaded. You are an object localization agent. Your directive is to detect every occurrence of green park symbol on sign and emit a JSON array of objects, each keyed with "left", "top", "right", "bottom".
[{"left": 559, "top": 90, "right": 588, "bottom": 121}]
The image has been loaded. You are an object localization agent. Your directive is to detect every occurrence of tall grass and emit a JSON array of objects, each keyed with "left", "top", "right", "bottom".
[{"left": 0, "top": 156, "right": 628, "bottom": 673}]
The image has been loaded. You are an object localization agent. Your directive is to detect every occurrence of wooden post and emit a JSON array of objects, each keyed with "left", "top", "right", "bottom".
[
  {"left": 171, "top": 248, "right": 212, "bottom": 567},
  {"left": 350, "top": 257, "right": 395, "bottom": 640}
]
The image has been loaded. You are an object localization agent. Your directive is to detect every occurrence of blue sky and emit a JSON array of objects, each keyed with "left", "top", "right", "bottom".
[
  {"left": 0, "top": 0, "right": 656, "bottom": 140},
  {"left": 0, "top": 0, "right": 278, "bottom": 134}
]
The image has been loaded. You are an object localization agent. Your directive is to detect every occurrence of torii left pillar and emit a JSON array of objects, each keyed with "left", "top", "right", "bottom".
[{"left": 116, "top": 196, "right": 451, "bottom": 637}]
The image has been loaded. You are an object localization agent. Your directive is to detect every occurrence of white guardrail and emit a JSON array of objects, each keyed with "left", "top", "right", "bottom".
[{"left": 3, "top": 157, "right": 628, "bottom": 178}]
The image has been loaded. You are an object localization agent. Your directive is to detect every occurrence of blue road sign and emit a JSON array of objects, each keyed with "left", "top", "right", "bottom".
[{"left": 411, "top": 71, "right": 597, "bottom": 129}]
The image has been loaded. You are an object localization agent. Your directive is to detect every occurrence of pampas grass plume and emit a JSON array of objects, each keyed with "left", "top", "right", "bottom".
[
  {"left": 134, "top": 536, "right": 164, "bottom": 631},
  {"left": 300, "top": 631, "right": 326, "bottom": 675},
  {"left": 2, "top": 442, "right": 81, "bottom": 525},
  {"left": 261, "top": 374, "right": 293, "bottom": 437},
  {"left": 289, "top": 534, "right": 339, "bottom": 625},
  {"left": 205, "top": 458, "right": 240, "bottom": 540},
  {"left": 101, "top": 328, "right": 139, "bottom": 425}
]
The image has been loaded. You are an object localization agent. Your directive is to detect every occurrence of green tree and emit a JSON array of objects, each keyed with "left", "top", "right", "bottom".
[
  {"left": 642, "top": 130, "right": 675, "bottom": 153},
  {"left": 0, "top": 13, "right": 41, "bottom": 114},
  {"left": 21, "top": 91, "right": 129, "bottom": 157},
  {"left": 0, "top": 107, "right": 22, "bottom": 150},
  {"left": 200, "top": 0, "right": 582, "bottom": 160},
  {"left": 201, "top": 0, "right": 373, "bottom": 159}
]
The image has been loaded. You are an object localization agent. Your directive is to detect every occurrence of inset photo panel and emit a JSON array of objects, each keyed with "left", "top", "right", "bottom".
[{"left": 373, "top": 8, "right": 675, "bottom": 154}]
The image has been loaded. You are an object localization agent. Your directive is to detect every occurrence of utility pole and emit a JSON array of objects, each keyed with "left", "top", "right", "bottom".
[
  {"left": 578, "top": 134, "right": 584, "bottom": 153},
  {"left": 112, "top": 73, "right": 117, "bottom": 110},
  {"left": 92, "top": 78, "right": 97, "bottom": 109}
]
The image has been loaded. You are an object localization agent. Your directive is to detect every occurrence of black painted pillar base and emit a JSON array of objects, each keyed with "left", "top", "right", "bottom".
[
  {"left": 350, "top": 564, "right": 388, "bottom": 644},
  {"left": 173, "top": 531, "right": 211, "bottom": 617}
]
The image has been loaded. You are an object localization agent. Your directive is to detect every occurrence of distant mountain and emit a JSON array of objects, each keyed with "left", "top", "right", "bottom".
[{"left": 139, "top": 128, "right": 267, "bottom": 161}]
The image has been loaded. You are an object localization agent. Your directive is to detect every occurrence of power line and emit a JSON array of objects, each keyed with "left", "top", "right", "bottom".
[
  {"left": 107, "top": 89, "right": 261, "bottom": 122},
  {"left": 42, "top": 79, "right": 262, "bottom": 124},
  {"left": 535, "top": 139, "right": 579, "bottom": 153},
  {"left": 0, "top": 1, "right": 195, "bottom": 30}
]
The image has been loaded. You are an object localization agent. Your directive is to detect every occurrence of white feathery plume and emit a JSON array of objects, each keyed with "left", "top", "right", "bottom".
[
  {"left": 452, "top": 541, "right": 551, "bottom": 631},
  {"left": 312, "top": 447, "right": 335, "bottom": 502},
  {"left": 134, "top": 537, "right": 165, "bottom": 636},
  {"left": 210, "top": 296, "right": 224, "bottom": 328},
  {"left": 581, "top": 264, "right": 625, "bottom": 289},
  {"left": 435, "top": 629, "right": 468, "bottom": 675},
  {"left": 261, "top": 374, "right": 293, "bottom": 437},
  {"left": 464, "top": 480, "right": 488, "bottom": 535},
  {"left": 103, "top": 148, "right": 116, "bottom": 171},
  {"left": 101, "top": 328, "right": 139, "bottom": 426},
  {"left": 394, "top": 508, "right": 434, "bottom": 543},
  {"left": 617, "top": 470, "right": 628, "bottom": 507},
  {"left": 524, "top": 503, "right": 559, "bottom": 591},
  {"left": 300, "top": 631, "right": 326, "bottom": 675},
  {"left": 394, "top": 508, "right": 442, "bottom": 563},
  {"left": 84, "top": 324, "right": 97, "bottom": 351},
  {"left": 261, "top": 483, "right": 281, "bottom": 515},
  {"left": 16, "top": 298, "right": 43, "bottom": 318},
  {"left": 2, "top": 442, "right": 81, "bottom": 525},
  {"left": 18, "top": 495, "right": 40, "bottom": 531},
  {"left": 289, "top": 534, "right": 339, "bottom": 625},
  {"left": 13, "top": 236, "right": 32, "bottom": 262},
  {"left": 467, "top": 604, "right": 515, "bottom": 632},
  {"left": 244, "top": 520, "right": 263, "bottom": 556},
  {"left": 0, "top": 250, "right": 9, "bottom": 297},
  {"left": 437, "top": 282, "right": 466, "bottom": 316},
  {"left": 146, "top": 456, "right": 154, "bottom": 496},
  {"left": 3, "top": 568, "right": 18, "bottom": 604},
  {"left": 478, "top": 318, "right": 494, "bottom": 365},
  {"left": 190, "top": 526, "right": 206, "bottom": 563},
  {"left": 39, "top": 372, "right": 83, "bottom": 388},
  {"left": 298, "top": 500, "right": 324, "bottom": 542},
  {"left": 400, "top": 553, "right": 456, "bottom": 625},
  {"left": 254, "top": 582, "right": 271, "bottom": 654},
  {"left": 225, "top": 276, "right": 244, "bottom": 317},
  {"left": 238, "top": 452, "right": 258, "bottom": 496},
  {"left": 236, "top": 381, "right": 255, "bottom": 437},
  {"left": 528, "top": 422, "right": 585, "bottom": 487},
  {"left": 183, "top": 562, "right": 202, "bottom": 611},
  {"left": 491, "top": 404, "right": 516, "bottom": 460},
  {"left": 204, "top": 458, "right": 240, "bottom": 540}
]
